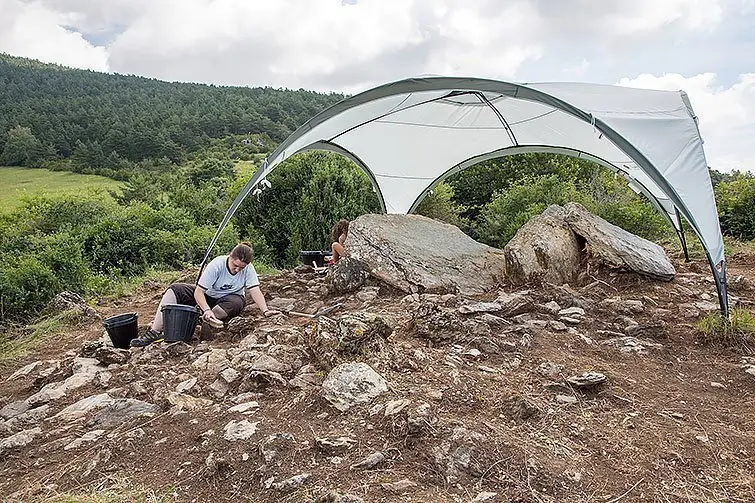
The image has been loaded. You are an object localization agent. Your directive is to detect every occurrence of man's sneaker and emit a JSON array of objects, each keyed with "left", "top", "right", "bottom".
[{"left": 130, "top": 329, "right": 163, "bottom": 348}]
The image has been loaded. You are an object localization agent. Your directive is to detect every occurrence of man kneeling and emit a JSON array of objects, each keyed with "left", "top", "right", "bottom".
[{"left": 131, "top": 242, "right": 278, "bottom": 347}]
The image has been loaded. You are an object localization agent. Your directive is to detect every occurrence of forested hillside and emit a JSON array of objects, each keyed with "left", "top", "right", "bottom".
[{"left": 0, "top": 53, "right": 343, "bottom": 163}]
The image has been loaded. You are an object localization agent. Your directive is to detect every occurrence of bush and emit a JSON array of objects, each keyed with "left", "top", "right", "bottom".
[
  {"left": 19, "top": 195, "right": 112, "bottom": 234},
  {"left": 475, "top": 175, "right": 585, "bottom": 247},
  {"left": 0, "top": 255, "right": 60, "bottom": 318},
  {"left": 233, "top": 151, "right": 381, "bottom": 267},
  {"left": 415, "top": 182, "right": 468, "bottom": 228},
  {"left": 715, "top": 173, "right": 755, "bottom": 240},
  {"left": 579, "top": 171, "right": 671, "bottom": 242}
]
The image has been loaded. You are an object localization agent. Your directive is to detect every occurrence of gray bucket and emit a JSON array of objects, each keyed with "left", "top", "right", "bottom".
[{"left": 162, "top": 304, "right": 200, "bottom": 343}]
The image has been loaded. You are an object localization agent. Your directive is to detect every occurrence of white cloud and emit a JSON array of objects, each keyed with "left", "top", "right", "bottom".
[
  {"left": 0, "top": 0, "right": 753, "bottom": 171},
  {"left": 100, "top": 0, "right": 544, "bottom": 90},
  {"left": 618, "top": 73, "right": 755, "bottom": 172},
  {"left": 604, "top": 0, "right": 724, "bottom": 34},
  {"left": 0, "top": 0, "right": 108, "bottom": 71}
]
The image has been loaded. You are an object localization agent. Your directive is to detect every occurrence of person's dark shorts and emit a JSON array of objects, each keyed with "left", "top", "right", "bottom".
[{"left": 168, "top": 283, "right": 246, "bottom": 318}]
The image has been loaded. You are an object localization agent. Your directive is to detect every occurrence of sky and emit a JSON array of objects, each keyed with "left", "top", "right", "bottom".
[{"left": 1, "top": 0, "right": 753, "bottom": 172}]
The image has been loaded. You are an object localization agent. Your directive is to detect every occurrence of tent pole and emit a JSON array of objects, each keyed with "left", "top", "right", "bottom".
[
  {"left": 708, "top": 258, "right": 729, "bottom": 318},
  {"left": 675, "top": 208, "right": 690, "bottom": 262}
]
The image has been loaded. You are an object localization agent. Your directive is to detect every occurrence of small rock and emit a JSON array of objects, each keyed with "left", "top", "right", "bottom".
[
  {"left": 64, "top": 429, "right": 105, "bottom": 450},
  {"left": 556, "top": 394, "right": 577, "bottom": 404},
  {"left": 559, "top": 316, "right": 582, "bottom": 325},
  {"left": 219, "top": 368, "right": 241, "bottom": 383},
  {"left": 463, "top": 348, "right": 483, "bottom": 359},
  {"left": 53, "top": 393, "right": 115, "bottom": 422},
  {"left": 316, "top": 491, "right": 365, "bottom": 503},
  {"left": 0, "top": 427, "right": 42, "bottom": 452},
  {"left": 407, "top": 402, "right": 437, "bottom": 435},
  {"left": 228, "top": 402, "right": 260, "bottom": 413},
  {"left": 167, "top": 392, "right": 213, "bottom": 411},
  {"left": 540, "top": 301, "right": 561, "bottom": 315},
  {"left": 6, "top": 361, "right": 45, "bottom": 381},
  {"left": 251, "top": 355, "right": 290, "bottom": 374},
  {"left": 537, "top": 362, "right": 564, "bottom": 380},
  {"left": 72, "top": 357, "right": 102, "bottom": 374},
  {"left": 271, "top": 473, "right": 310, "bottom": 493},
  {"left": 351, "top": 451, "right": 385, "bottom": 470},
  {"left": 316, "top": 436, "right": 356, "bottom": 454},
  {"left": 381, "top": 478, "right": 417, "bottom": 493},
  {"left": 321, "top": 362, "right": 388, "bottom": 412},
  {"left": 548, "top": 321, "right": 568, "bottom": 333},
  {"left": 567, "top": 372, "right": 607, "bottom": 388},
  {"left": 356, "top": 286, "right": 380, "bottom": 302},
  {"left": 223, "top": 420, "right": 259, "bottom": 441},
  {"left": 176, "top": 377, "right": 198, "bottom": 393},
  {"left": 495, "top": 292, "right": 533, "bottom": 317},
  {"left": 191, "top": 349, "right": 230, "bottom": 375},
  {"left": 458, "top": 302, "right": 501, "bottom": 314},
  {"left": 558, "top": 307, "right": 585, "bottom": 318},
  {"left": 384, "top": 399, "right": 411, "bottom": 416},
  {"left": 0, "top": 401, "right": 30, "bottom": 420},
  {"left": 470, "top": 492, "right": 498, "bottom": 503},
  {"left": 88, "top": 399, "right": 160, "bottom": 428}
]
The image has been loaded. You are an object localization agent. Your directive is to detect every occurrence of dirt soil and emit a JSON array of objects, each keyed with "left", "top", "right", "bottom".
[{"left": 1, "top": 254, "right": 754, "bottom": 503}]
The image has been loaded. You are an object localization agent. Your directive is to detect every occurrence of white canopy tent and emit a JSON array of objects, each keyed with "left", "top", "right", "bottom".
[{"left": 204, "top": 77, "right": 729, "bottom": 314}]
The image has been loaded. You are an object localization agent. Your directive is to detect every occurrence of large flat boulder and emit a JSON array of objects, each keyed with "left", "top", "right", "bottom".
[
  {"left": 503, "top": 205, "right": 582, "bottom": 285},
  {"left": 347, "top": 214, "right": 506, "bottom": 295},
  {"left": 564, "top": 202, "right": 675, "bottom": 281}
]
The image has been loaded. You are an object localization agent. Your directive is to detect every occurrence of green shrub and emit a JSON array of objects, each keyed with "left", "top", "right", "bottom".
[
  {"left": 579, "top": 171, "right": 672, "bottom": 242},
  {"left": 715, "top": 173, "right": 755, "bottom": 240},
  {"left": 234, "top": 151, "right": 381, "bottom": 267},
  {"left": 0, "top": 255, "right": 60, "bottom": 318},
  {"left": 20, "top": 195, "right": 112, "bottom": 234},
  {"left": 475, "top": 175, "right": 586, "bottom": 247},
  {"left": 415, "top": 182, "right": 468, "bottom": 228},
  {"left": 83, "top": 214, "right": 153, "bottom": 276}
]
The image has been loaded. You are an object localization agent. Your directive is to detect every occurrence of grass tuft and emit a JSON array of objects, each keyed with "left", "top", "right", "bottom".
[
  {"left": 696, "top": 307, "right": 755, "bottom": 349},
  {"left": 0, "top": 309, "right": 83, "bottom": 367},
  {"left": 11, "top": 479, "right": 176, "bottom": 503}
]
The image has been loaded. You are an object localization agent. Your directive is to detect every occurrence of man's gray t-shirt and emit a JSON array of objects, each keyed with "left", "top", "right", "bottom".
[{"left": 197, "top": 255, "right": 259, "bottom": 298}]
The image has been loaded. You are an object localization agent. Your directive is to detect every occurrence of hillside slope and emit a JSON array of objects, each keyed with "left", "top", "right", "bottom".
[
  {"left": 1, "top": 255, "right": 754, "bottom": 502},
  {"left": 0, "top": 53, "right": 343, "bottom": 160}
]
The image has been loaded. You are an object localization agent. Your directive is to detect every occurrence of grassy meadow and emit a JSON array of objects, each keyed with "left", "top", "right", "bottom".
[{"left": 0, "top": 166, "right": 122, "bottom": 212}]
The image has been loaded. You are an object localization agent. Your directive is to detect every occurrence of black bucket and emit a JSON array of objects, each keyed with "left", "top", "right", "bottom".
[
  {"left": 162, "top": 304, "right": 200, "bottom": 343},
  {"left": 103, "top": 312, "right": 138, "bottom": 349},
  {"left": 300, "top": 250, "right": 331, "bottom": 267}
]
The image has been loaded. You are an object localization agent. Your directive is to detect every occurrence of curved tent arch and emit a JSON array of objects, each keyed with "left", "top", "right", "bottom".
[
  {"left": 405, "top": 145, "right": 684, "bottom": 242},
  {"left": 202, "top": 76, "right": 728, "bottom": 314}
]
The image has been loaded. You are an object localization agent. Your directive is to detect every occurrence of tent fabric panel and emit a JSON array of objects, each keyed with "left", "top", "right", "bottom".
[
  {"left": 215, "top": 75, "right": 724, "bottom": 294},
  {"left": 527, "top": 82, "right": 689, "bottom": 115},
  {"left": 602, "top": 114, "right": 723, "bottom": 263}
]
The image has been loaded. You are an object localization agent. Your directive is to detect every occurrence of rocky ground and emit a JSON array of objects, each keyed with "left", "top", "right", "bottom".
[{"left": 1, "top": 253, "right": 755, "bottom": 503}]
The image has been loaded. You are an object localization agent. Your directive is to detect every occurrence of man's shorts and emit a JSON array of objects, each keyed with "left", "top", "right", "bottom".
[{"left": 168, "top": 283, "right": 246, "bottom": 318}]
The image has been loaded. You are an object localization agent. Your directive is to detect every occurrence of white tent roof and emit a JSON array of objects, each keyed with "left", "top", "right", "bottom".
[{"left": 208, "top": 77, "right": 727, "bottom": 309}]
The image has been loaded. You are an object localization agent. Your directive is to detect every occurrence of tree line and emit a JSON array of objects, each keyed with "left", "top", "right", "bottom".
[{"left": 0, "top": 53, "right": 343, "bottom": 166}]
